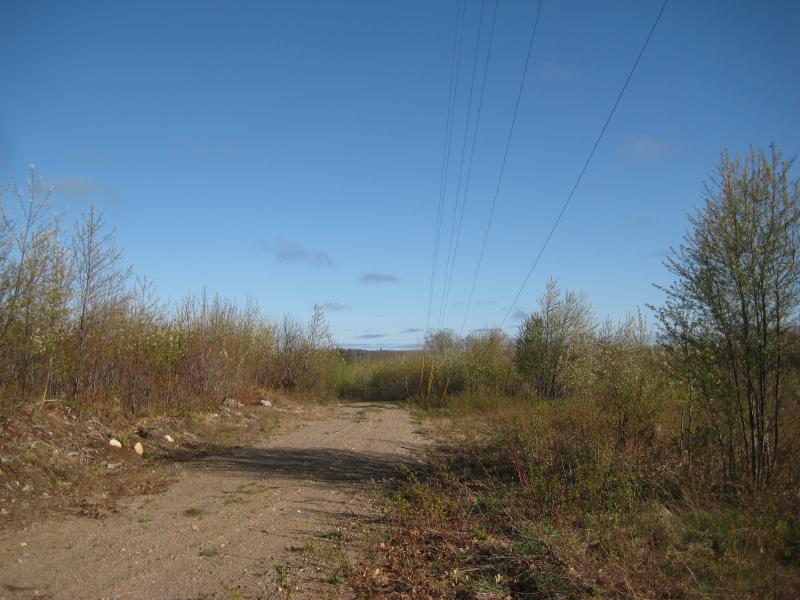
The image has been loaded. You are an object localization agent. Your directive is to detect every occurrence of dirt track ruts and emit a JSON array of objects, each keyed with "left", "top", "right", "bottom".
[{"left": 0, "top": 402, "right": 423, "bottom": 599}]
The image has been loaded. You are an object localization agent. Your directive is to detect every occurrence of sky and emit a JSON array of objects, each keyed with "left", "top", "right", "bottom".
[{"left": 1, "top": 0, "right": 798, "bottom": 348}]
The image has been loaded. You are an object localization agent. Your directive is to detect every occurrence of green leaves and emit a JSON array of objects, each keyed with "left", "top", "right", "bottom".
[{"left": 655, "top": 144, "right": 800, "bottom": 488}]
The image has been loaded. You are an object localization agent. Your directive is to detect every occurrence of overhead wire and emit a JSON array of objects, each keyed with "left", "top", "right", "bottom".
[
  {"left": 439, "top": 0, "right": 500, "bottom": 329},
  {"left": 499, "top": 0, "right": 668, "bottom": 328},
  {"left": 437, "top": 0, "right": 489, "bottom": 328},
  {"left": 459, "top": 0, "right": 544, "bottom": 334},
  {"left": 425, "top": 0, "right": 467, "bottom": 331}
]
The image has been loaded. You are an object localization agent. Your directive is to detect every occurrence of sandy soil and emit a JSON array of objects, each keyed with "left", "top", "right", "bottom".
[{"left": 0, "top": 402, "right": 423, "bottom": 599}]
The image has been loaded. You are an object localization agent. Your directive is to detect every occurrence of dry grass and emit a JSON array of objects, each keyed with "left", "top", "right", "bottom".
[
  {"left": 353, "top": 394, "right": 800, "bottom": 599},
  {"left": 0, "top": 397, "right": 280, "bottom": 524}
]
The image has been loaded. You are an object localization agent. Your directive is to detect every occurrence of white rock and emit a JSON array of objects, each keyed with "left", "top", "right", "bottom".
[
  {"left": 133, "top": 442, "right": 144, "bottom": 456},
  {"left": 259, "top": 400, "right": 272, "bottom": 408},
  {"left": 109, "top": 439, "right": 122, "bottom": 449},
  {"left": 164, "top": 434, "right": 174, "bottom": 443}
]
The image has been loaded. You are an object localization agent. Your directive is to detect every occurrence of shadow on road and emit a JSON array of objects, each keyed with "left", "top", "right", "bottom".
[{"left": 160, "top": 445, "right": 417, "bottom": 486}]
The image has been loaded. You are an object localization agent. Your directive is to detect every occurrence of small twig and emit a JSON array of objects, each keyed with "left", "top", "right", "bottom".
[{"left": 37, "top": 356, "right": 53, "bottom": 412}]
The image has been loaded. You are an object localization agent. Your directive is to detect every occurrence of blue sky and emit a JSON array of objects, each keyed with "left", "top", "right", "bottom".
[{"left": 1, "top": 1, "right": 798, "bottom": 348}]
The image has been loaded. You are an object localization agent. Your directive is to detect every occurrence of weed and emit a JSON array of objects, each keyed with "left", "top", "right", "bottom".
[
  {"left": 275, "top": 564, "right": 288, "bottom": 587},
  {"left": 351, "top": 393, "right": 800, "bottom": 599},
  {"left": 222, "top": 496, "right": 246, "bottom": 506},
  {"left": 326, "top": 561, "right": 352, "bottom": 587},
  {"left": 235, "top": 482, "right": 266, "bottom": 495},
  {"left": 471, "top": 527, "right": 489, "bottom": 541}
]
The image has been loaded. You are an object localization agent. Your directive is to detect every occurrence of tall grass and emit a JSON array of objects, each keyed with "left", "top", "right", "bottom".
[
  {"left": 333, "top": 330, "right": 520, "bottom": 404},
  {"left": 339, "top": 307, "right": 800, "bottom": 596},
  {"left": 364, "top": 392, "right": 800, "bottom": 598}
]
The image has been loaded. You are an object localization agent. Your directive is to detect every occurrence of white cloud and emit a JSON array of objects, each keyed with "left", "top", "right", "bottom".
[
  {"left": 261, "top": 238, "right": 334, "bottom": 267},
  {"left": 623, "top": 135, "right": 668, "bottom": 161},
  {"left": 359, "top": 272, "right": 398, "bottom": 285}
]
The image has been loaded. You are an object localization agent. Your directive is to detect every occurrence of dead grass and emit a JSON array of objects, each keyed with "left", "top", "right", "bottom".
[
  {"left": 0, "top": 397, "right": 281, "bottom": 525},
  {"left": 352, "top": 394, "right": 800, "bottom": 599}
]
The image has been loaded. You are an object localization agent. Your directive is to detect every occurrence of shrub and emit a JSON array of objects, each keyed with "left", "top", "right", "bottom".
[
  {"left": 654, "top": 145, "right": 800, "bottom": 488},
  {"left": 462, "top": 328, "right": 516, "bottom": 393},
  {"left": 514, "top": 278, "right": 595, "bottom": 398},
  {"left": 593, "top": 313, "right": 665, "bottom": 448}
]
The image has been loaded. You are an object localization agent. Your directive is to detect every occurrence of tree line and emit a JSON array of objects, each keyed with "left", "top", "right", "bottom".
[
  {"left": 2, "top": 145, "right": 798, "bottom": 492},
  {"left": 0, "top": 168, "right": 340, "bottom": 412},
  {"left": 344, "top": 145, "right": 800, "bottom": 492}
]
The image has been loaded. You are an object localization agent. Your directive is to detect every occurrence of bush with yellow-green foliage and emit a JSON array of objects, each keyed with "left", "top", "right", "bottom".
[
  {"left": 334, "top": 351, "right": 424, "bottom": 402},
  {"left": 514, "top": 278, "right": 596, "bottom": 399},
  {"left": 461, "top": 329, "right": 518, "bottom": 393},
  {"left": 366, "top": 391, "right": 800, "bottom": 598},
  {"left": 593, "top": 312, "right": 666, "bottom": 449}
]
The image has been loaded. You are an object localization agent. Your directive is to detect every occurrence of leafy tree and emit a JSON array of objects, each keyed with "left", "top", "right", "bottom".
[
  {"left": 594, "top": 313, "right": 663, "bottom": 448},
  {"left": 0, "top": 166, "right": 70, "bottom": 395},
  {"left": 463, "top": 328, "right": 514, "bottom": 392},
  {"left": 71, "top": 205, "right": 130, "bottom": 398},
  {"left": 423, "top": 328, "right": 463, "bottom": 356},
  {"left": 654, "top": 145, "right": 800, "bottom": 487},
  {"left": 515, "top": 279, "right": 594, "bottom": 398}
]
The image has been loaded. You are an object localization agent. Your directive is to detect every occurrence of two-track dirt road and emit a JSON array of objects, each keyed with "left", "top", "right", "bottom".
[{"left": 0, "top": 403, "right": 422, "bottom": 599}]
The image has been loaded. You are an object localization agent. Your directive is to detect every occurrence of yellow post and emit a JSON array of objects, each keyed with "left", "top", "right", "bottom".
[
  {"left": 441, "top": 375, "right": 450, "bottom": 403},
  {"left": 418, "top": 355, "right": 426, "bottom": 394},
  {"left": 427, "top": 361, "right": 435, "bottom": 397}
]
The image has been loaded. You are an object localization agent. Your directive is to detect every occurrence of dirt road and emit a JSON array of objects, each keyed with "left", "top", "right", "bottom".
[{"left": 0, "top": 403, "right": 422, "bottom": 599}]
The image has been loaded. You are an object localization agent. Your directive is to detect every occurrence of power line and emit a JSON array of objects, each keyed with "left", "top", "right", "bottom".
[
  {"left": 426, "top": 0, "right": 466, "bottom": 331},
  {"left": 459, "top": 0, "right": 544, "bottom": 334},
  {"left": 437, "top": 0, "right": 488, "bottom": 328},
  {"left": 500, "top": 0, "right": 668, "bottom": 328},
  {"left": 439, "top": 0, "right": 500, "bottom": 329},
  {"left": 426, "top": 0, "right": 464, "bottom": 330}
]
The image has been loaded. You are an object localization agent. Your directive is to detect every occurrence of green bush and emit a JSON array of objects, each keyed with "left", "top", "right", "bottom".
[
  {"left": 593, "top": 313, "right": 665, "bottom": 448},
  {"left": 462, "top": 329, "right": 517, "bottom": 393},
  {"left": 514, "top": 279, "right": 595, "bottom": 399}
]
